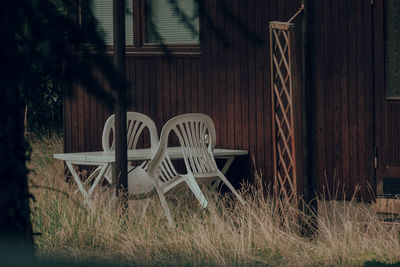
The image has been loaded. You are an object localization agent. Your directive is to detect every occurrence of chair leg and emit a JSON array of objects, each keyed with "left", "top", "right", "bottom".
[
  {"left": 107, "top": 187, "right": 117, "bottom": 205},
  {"left": 139, "top": 198, "right": 150, "bottom": 224},
  {"left": 186, "top": 173, "right": 208, "bottom": 208},
  {"left": 155, "top": 186, "right": 174, "bottom": 227},
  {"left": 217, "top": 172, "right": 245, "bottom": 204}
]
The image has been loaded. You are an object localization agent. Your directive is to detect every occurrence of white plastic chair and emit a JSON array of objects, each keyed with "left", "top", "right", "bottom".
[
  {"left": 83, "top": 112, "right": 158, "bottom": 196},
  {"left": 147, "top": 113, "right": 245, "bottom": 226}
]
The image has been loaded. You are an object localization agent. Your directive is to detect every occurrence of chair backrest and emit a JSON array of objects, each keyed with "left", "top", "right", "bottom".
[
  {"left": 102, "top": 112, "right": 159, "bottom": 152},
  {"left": 148, "top": 113, "right": 218, "bottom": 185}
]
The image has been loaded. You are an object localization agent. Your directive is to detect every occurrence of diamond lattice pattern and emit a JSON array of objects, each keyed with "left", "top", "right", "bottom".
[{"left": 271, "top": 26, "right": 297, "bottom": 204}]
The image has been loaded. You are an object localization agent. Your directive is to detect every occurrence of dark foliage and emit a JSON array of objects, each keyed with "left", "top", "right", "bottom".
[
  {"left": 0, "top": 0, "right": 122, "bottom": 248},
  {"left": 25, "top": 76, "right": 63, "bottom": 133}
]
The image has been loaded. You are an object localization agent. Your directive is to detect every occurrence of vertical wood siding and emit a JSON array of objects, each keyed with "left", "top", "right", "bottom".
[
  {"left": 64, "top": 0, "right": 376, "bottom": 201},
  {"left": 313, "top": 0, "right": 374, "bottom": 201}
]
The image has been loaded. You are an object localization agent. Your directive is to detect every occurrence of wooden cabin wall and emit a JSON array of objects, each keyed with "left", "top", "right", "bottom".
[
  {"left": 312, "top": 0, "right": 375, "bottom": 201},
  {"left": 64, "top": 0, "right": 302, "bottom": 188},
  {"left": 64, "top": 0, "right": 376, "bottom": 201}
]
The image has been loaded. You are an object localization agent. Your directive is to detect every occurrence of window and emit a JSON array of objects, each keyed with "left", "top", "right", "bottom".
[
  {"left": 88, "top": 0, "right": 200, "bottom": 53},
  {"left": 90, "top": 0, "right": 134, "bottom": 45},
  {"left": 384, "top": 0, "right": 400, "bottom": 98},
  {"left": 145, "top": 0, "right": 199, "bottom": 44}
]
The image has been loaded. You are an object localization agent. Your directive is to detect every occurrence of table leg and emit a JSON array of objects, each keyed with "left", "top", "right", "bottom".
[
  {"left": 88, "top": 163, "right": 110, "bottom": 196},
  {"left": 66, "top": 161, "right": 110, "bottom": 206},
  {"left": 208, "top": 156, "right": 235, "bottom": 192},
  {"left": 220, "top": 156, "right": 235, "bottom": 175}
]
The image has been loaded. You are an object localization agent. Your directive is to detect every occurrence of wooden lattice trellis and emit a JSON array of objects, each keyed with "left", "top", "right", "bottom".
[{"left": 270, "top": 21, "right": 302, "bottom": 205}]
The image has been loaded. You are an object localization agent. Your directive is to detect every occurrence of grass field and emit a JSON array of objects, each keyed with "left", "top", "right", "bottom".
[{"left": 28, "top": 134, "right": 400, "bottom": 266}]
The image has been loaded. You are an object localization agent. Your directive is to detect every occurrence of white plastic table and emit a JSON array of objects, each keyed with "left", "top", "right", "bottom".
[{"left": 54, "top": 148, "right": 248, "bottom": 203}]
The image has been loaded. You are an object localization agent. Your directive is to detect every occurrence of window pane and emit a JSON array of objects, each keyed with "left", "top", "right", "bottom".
[
  {"left": 385, "top": 0, "right": 400, "bottom": 97},
  {"left": 90, "top": 0, "right": 134, "bottom": 45},
  {"left": 125, "top": 1, "right": 134, "bottom": 45},
  {"left": 146, "top": 0, "right": 199, "bottom": 44}
]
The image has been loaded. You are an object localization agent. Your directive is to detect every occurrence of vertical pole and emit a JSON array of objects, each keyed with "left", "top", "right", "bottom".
[
  {"left": 301, "top": 0, "right": 318, "bottom": 236},
  {"left": 113, "top": 0, "right": 128, "bottom": 198}
]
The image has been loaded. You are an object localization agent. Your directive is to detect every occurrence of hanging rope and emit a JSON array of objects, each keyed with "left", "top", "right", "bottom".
[{"left": 288, "top": 4, "right": 304, "bottom": 23}]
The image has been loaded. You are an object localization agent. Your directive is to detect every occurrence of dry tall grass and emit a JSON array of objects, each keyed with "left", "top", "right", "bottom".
[{"left": 28, "top": 134, "right": 400, "bottom": 266}]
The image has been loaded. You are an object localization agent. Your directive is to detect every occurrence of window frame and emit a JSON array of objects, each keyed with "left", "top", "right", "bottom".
[{"left": 84, "top": 0, "right": 201, "bottom": 56}]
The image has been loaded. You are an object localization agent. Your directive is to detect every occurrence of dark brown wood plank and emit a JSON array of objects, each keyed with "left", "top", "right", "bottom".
[
  {"left": 396, "top": 105, "right": 400, "bottom": 164},
  {"left": 191, "top": 59, "right": 199, "bottom": 113},
  {"left": 126, "top": 58, "right": 132, "bottom": 111},
  {"left": 71, "top": 82, "right": 79, "bottom": 152},
  {"left": 162, "top": 59, "right": 170, "bottom": 125},
  {"left": 142, "top": 59, "right": 150, "bottom": 117},
  {"left": 64, "top": 81, "right": 72, "bottom": 153},
  {"left": 146, "top": 58, "right": 157, "bottom": 148},
  {"left": 339, "top": 0, "right": 351, "bottom": 200},
  {"left": 156, "top": 58, "right": 163, "bottom": 131},
  {"left": 78, "top": 84, "right": 85, "bottom": 151},
  {"left": 397, "top": 104, "right": 400, "bottom": 165},
  {"left": 218, "top": 3, "right": 227, "bottom": 148},
  {"left": 100, "top": 69, "right": 108, "bottom": 151},
  {"left": 198, "top": 0, "right": 206, "bottom": 115},
  {"left": 330, "top": 0, "right": 342, "bottom": 199},
  {"left": 277, "top": 0, "right": 284, "bottom": 21},
  {"left": 355, "top": 0, "right": 366, "bottom": 200},
  {"left": 135, "top": 58, "right": 143, "bottom": 114},
  {"left": 270, "top": 0, "right": 277, "bottom": 21},
  {"left": 255, "top": 0, "right": 266, "bottom": 171},
  {"left": 395, "top": 105, "right": 399, "bottom": 164},
  {"left": 197, "top": 56, "right": 205, "bottom": 114},
  {"left": 176, "top": 58, "right": 184, "bottom": 115},
  {"left": 131, "top": 58, "right": 137, "bottom": 112},
  {"left": 210, "top": 0, "right": 220, "bottom": 145},
  {"left": 390, "top": 104, "right": 394, "bottom": 164},
  {"left": 170, "top": 58, "right": 177, "bottom": 118},
  {"left": 393, "top": 104, "right": 397, "bottom": 164},
  {"left": 264, "top": 0, "right": 273, "bottom": 182},
  {"left": 148, "top": 58, "right": 157, "bottom": 120},
  {"left": 288, "top": 0, "right": 293, "bottom": 20},
  {"left": 266, "top": 0, "right": 277, "bottom": 186},
  {"left": 284, "top": 0, "right": 291, "bottom": 21},
  {"left": 363, "top": 0, "right": 374, "bottom": 201},
  {"left": 184, "top": 58, "right": 192, "bottom": 113},
  {"left": 225, "top": 0, "right": 235, "bottom": 150},
  {"left": 137, "top": 58, "right": 146, "bottom": 148},
  {"left": 83, "top": 87, "right": 91, "bottom": 152},
  {"left": 348, "top": 0, "right": 359, "bottom": 199},
  {"left": 247, "top": 0, "right": 257, "bottom": 174},
  {"left": 386, "top": 103, "right": 400, "bottom": 166},
  {"left": 240, "top": 0, "right": 249, "bottom": 151},
  {"left": 233, "top": 0, "right": 242, "bottom": 149},
  {"left": 387, "top": 104, "right": 394, "bottom": 164},
  {"left": 315, "top": 0, "right": 326, "bottom": 196},
  {"left": 91, "top": 69, "right": 100, "bottom": 151},
  {"left": 203, "top": 0, "right": 212, "bottom": 120},
  {"left": 393, "top": 104, "right": 400, "bottom": 165},
  {"left": 323, "top": 0, "right": 334, "bottom": 197}
]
